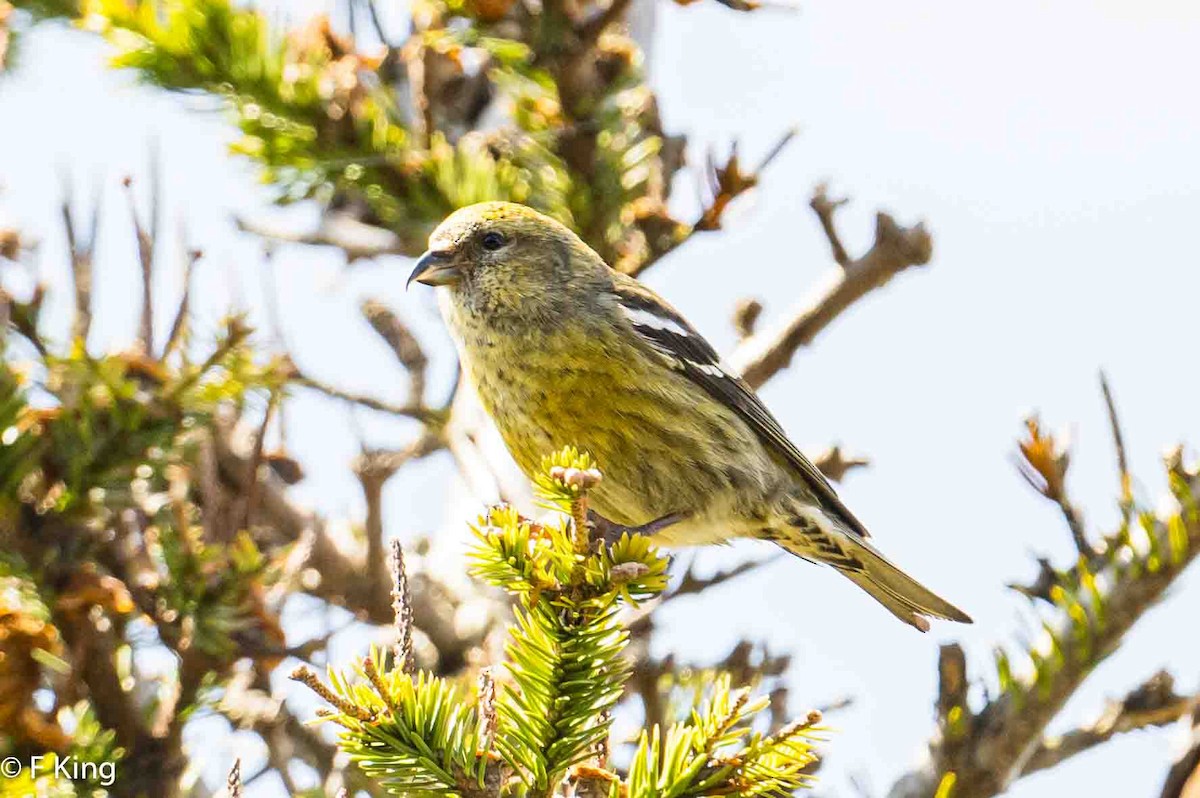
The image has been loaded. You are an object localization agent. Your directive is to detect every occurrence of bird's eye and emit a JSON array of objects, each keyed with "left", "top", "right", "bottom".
[{"left": 480, "top": 231, "right": 506, "bottom": 252}]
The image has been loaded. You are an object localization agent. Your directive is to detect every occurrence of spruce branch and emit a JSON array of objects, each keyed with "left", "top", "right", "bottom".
[
  {"left": 471, "top": 452, "right": 659, "bottom": 791},
  {"left": 308, "top": 448, "right": 821, "bottom": 797},
  {"left": 626, "top": 673, "right": 821, "bottom": 797}
]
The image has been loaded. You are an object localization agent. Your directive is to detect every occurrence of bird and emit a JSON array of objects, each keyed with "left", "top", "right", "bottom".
[{"left": 408, "top": 201, "right": 971, "bottom": 631}]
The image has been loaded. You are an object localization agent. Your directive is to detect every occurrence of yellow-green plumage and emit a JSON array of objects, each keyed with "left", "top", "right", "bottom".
[
  {"left": 450, "top": 297, "right": 779, "bottom": 536},
  {"left": 412, "top": 201, "right": 971, "bottom": 631}
]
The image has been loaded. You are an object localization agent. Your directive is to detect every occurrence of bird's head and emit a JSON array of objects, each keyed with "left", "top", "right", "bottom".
[{"left": 407, "top": 202, "right": 605, "bottom": 321}]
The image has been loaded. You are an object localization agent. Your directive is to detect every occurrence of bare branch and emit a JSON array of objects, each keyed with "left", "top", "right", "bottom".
[
  {"left": 241, "top": 391, "right": 280, "bottom": 536},
  {"left": 1100, "top": 370, "right": 1133, "bottom": 513},
  {"left": 360, "top": 0, "right": 394, "bottom": 47},
  {"left": 578, "top": 0, "right": 633, "bottom": 42},
  {"left": 731, "top": 206, "right": 933, "bottom": 389},
  {"left": 0, "top": 226, "right": 23, "bottom": 262},
  {"left": 935, "top": 643, "right": 967, "bottom": 729},
  {"left": 234, "top": 213, "right": 406, "bottom": 261},
  {"left": 1006, "top": 556, "right": 1059, "bottom": 603},
  {"left": 732, "top": 298, "right": 763, "bottom": 340},
  {"left": 670, "top": 553, "right": 783, "bottom": 599},
  {"left": 809, "top": 184, "right": 850, "bottom": 268},
  {"left": 1160, "top": 705, "right": 1200, "bottom": 798},
  {"left": 294, "top": 371, "right": 445, "bottom": 425},
  {"left": 694, "top": 132, "right": 792, "bottom": 233},
  {"left": 755, "top": 128, "right": 798, "bottom": 172},
  {"left": 209, "top": 415, "right": 490, "bottom": 674},
  {"left": 407, "top": 41, "right": 435, "bottom": 150},
  {"left": 354, "top": 449, "right": 398, "bottom": 584},
  {"left": 122, "top": 175, "right": 157, "bottom": 355},
  {"left": 361, "top": 299, "right": 428, "bottom": 408},
  {"left": 0, "top": 3, "right": 11, "bottom": 72},
  {"left": 1021, "top": 670, "right": 1193, "bottom": 777},
  {"left": 809, "top": 444, "right": 870, "bottom": 483},
  {"left": 353, "top": 435, "right": 440, "bottom": 636},
  {"left": 163, "top": 245, "right": 202, "bottom": 361},
  {"left": 2, "top": 286, "right": 49, "bottom": 357},
  {"left": 61, "top": 181, "right": 101, "bottom": 345}
]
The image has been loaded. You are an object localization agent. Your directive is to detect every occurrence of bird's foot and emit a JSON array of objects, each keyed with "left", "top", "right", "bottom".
[{"left": 587, "top": 510, "right": 689, "bottom": 547}]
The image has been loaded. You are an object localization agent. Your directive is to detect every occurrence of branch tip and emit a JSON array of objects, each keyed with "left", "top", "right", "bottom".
[
  {"left": 226, "top": 758, "right": 242, "bottom": 798},
  {"left": 289, "top": 665, "right": 375, "bottom": 721},
  {"left": 389, "top": 538, "right": 416, "bottom": 676},
  {"left": 477, "top": 667, "right": 498, "bottom": 750}
]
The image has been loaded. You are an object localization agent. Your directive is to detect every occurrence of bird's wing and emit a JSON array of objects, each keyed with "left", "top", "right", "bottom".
[{"left": 610, "top": 273, "right": 871, "bottom": 539}]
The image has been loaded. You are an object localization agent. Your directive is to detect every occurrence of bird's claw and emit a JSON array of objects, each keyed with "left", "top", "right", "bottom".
[{"left": 587, "top": 510, "right": 688, "bottom": 547}]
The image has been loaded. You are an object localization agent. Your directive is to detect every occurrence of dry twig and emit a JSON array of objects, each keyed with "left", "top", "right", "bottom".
[
  {"left": 61, "top": 182, "right": 101, "bottom": 345},
  {"left": 731, "top": 187, "right": 933, "bottom": 388},
  {"left": 235, "top": 213, "right": 406, "bottom": 261},
  {"left": 362, "top": 299, "right": 428, "bottom": 408},
  {"left": 1100, "top": 370, "right": 1133, "bottom": 516}
]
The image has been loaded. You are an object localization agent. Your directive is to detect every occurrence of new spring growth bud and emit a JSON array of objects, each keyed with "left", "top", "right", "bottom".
[
  {"left": 764, "top": 709, "right": 824, "bottom": 748},
  {"left": 549, "top": 465, "right": 603, "bottom": 490},
  {"left": 559, "top": 466, "right": 602, "bottom": 556},
  {"left": 364, "top": 655, "right": 401, "bottom": 718},
  {"left": 610, "top": 561, "right": 651, "bottom": 584},
  {"left": 289, "top": 665, "right": 376, "bottom": 721}
]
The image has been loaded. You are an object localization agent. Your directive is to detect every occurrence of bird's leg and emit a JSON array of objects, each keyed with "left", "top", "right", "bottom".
[{"left": 587, "top": 510, "right": 689, "bottom": 547}]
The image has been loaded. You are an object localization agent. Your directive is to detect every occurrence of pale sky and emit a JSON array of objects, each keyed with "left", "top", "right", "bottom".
[{"left": 1, "top": 1, "right": 1198, "bottom": 796}]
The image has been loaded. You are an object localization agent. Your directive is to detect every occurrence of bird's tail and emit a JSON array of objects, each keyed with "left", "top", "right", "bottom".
[
  {"left": 773, "top": 509, "right": 972, "bottom": 632},
  {"left": 838, "top": 541, "right": 972, "bottom": 632}
]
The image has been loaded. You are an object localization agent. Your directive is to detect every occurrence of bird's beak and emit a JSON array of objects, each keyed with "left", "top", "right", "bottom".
[{"left": 407, "top": 250, "right": 461, "bottom": 289}]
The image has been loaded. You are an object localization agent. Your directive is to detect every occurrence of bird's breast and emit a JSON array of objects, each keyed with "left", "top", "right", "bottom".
[{"left": 445, "top": 301, "right": 780, "bottom": 527}]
